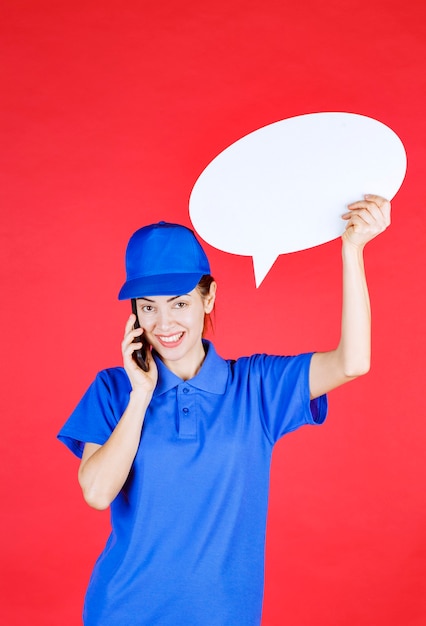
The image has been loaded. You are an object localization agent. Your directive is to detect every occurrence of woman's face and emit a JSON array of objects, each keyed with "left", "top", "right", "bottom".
[{"left": 135, "top": 282, "right": 216, "bottom": 379}]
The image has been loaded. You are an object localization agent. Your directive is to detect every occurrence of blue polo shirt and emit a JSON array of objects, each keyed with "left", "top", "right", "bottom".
[{"left": 58, "top": 341, "right": 327, "bottom": 626}]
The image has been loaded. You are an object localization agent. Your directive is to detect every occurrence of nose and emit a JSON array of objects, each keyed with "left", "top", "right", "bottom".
[{"left": 155, "top": 308, "right": 174, "bottom": 332}]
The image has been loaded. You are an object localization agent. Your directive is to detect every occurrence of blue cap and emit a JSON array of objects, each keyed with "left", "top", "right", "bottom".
[{"left": 118, "top": 222, "right": 211, "bottom": 300}]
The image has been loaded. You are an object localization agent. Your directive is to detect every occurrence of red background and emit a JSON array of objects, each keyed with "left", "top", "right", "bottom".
[{"left": 1, "top": 1, "right": 425, "bottom": 624}]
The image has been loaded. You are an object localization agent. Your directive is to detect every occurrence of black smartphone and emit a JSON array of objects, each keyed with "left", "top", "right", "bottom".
[{"left": 131, "top": 299, "right": 149, "bottom": 372}]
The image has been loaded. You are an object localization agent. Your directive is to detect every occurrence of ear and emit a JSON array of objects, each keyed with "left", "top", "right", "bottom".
[{"left": 203, "top": 281, "right": 217, "bottom": 314}]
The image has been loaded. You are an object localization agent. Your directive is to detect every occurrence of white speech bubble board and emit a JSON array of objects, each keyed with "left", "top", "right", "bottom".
[{"left": 189, "top": 112, "right": 407, "bottom": 286}]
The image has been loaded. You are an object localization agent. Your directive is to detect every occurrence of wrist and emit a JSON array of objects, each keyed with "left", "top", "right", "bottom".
[
  {"left": 128, "top": 387, "right": 153, "bottom": 410},
  {"left": 342, "top": 236, "right": 365, "bottom": 259}
]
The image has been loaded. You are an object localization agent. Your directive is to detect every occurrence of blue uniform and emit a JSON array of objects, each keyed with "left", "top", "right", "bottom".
[{"left": 58, "top": 341, "right": 327, "bottom": 625}]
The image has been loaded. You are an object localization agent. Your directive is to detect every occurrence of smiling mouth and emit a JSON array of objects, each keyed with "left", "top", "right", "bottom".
[{"left": 158, "top": 332, "right": 184, "bottom": 344}]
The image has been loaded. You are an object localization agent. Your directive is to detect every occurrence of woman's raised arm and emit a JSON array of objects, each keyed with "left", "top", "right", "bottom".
[{"left": 309, "top": 194, "right": 391, "bottom": 399}]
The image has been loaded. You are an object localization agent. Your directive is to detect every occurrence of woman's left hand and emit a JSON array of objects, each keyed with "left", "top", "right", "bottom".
[{"left": 342, "top": 194, "right": 391, "bottom": 249}]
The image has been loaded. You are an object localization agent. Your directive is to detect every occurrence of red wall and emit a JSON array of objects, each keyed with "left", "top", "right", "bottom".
[{"left": 1, "top": 1, "right": 425, "bottom": 624}]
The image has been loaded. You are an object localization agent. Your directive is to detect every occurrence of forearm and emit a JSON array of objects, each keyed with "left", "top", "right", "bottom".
[
  {"left": 78, "top": 389, "right": 151, "bottom": 510},
  {"left": 309, "top": 241, "right": 371, "bottom": 398},
  {"left": 337, "top": 239, "right": 371, "bottom": 377}
]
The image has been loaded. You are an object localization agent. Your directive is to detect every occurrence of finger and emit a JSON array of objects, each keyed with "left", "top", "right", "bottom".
[
  {"left": 346, "top": 199, "right": 378, "bottom": 212},
  {"left": 349, "top": 195, "right": 391, "bottom": 224},
  {"left": 124, "top": 314, "right": 137, "bottom": 337},
  {"left": 344, "top": 213, "right": 386, "bottom": 237},
  {"left": 352, "top": 203, "right": 386, "bottom": 225},
  {"left": 124, "top": 314, "right": 144, "bottom": 343},
  {"left": 363, "top": 194, "right": 389, "bottom": 208},
  {"left": 364, "top": 195, "right": 391, "bottom": 225},
  {"left": 122, "top": 326, "right": 143, "bottom": 344},
  {"left": 121, "top": 328, "right": 143, "bottom": 355},
  {"left": 342, "top": 207, "right": 377, "bottom": 225},
  {"left": 346, "top": 198, "right": 389, "bottom": 224},
  {"left": 122, "top": 340, "right": 143, "bottom": 360},
  {"left": 348, "top": 194, "right": 386, "bottom": 208}
]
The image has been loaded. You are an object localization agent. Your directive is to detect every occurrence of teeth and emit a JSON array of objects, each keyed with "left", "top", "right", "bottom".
[{"left": 160, "top": 333, "right": 183, "bottom": 343}]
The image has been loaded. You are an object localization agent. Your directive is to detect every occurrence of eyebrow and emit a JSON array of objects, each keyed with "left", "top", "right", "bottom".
[{"left": 138, "top": 294, "right": 190, "bottom": 303}]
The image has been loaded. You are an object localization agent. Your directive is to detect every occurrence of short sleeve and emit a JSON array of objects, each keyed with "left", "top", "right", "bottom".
[
  {"left": 255, "top": 352, "right": 327, "bottom": 444},
  {"left": 57, "top": 368, "right": 131, "bottom": 458}
]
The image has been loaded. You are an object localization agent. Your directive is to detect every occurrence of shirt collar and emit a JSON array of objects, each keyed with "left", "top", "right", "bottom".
[{"left": 153, "top": 340, "right": 229, "bottom": 397}]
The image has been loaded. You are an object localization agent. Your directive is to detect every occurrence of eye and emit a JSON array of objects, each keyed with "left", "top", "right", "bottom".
[
  {"left": 141, "top": 305, "right": 155, "bottom": 313},
  {"left": 174, "top": 301, "right": 188, "bottom": 309}
]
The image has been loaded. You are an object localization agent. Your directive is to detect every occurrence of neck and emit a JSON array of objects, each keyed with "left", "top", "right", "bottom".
[{"left": 161, "top": 342, "right": 206, "bottom": 381}]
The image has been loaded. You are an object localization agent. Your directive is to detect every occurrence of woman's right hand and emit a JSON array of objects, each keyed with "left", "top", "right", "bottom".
[
  {"left": 78, "top": 315, "right": 158, "bottom": 510},
  {"left": 122, "top": 314, "right": 158, "bottom": 394}
]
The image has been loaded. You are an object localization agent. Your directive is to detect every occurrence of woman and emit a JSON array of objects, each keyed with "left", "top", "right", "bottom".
[{"left": 58, "top": 195, "right": 391, "bottom": 625}]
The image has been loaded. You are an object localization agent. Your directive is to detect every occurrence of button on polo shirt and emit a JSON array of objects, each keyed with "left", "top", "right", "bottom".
[
  {"left": 58, "top": 341, "right": 327, "bottom": 626},
  {"left": 177, "top": 386, "right": 196, "bottom": 438}
]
